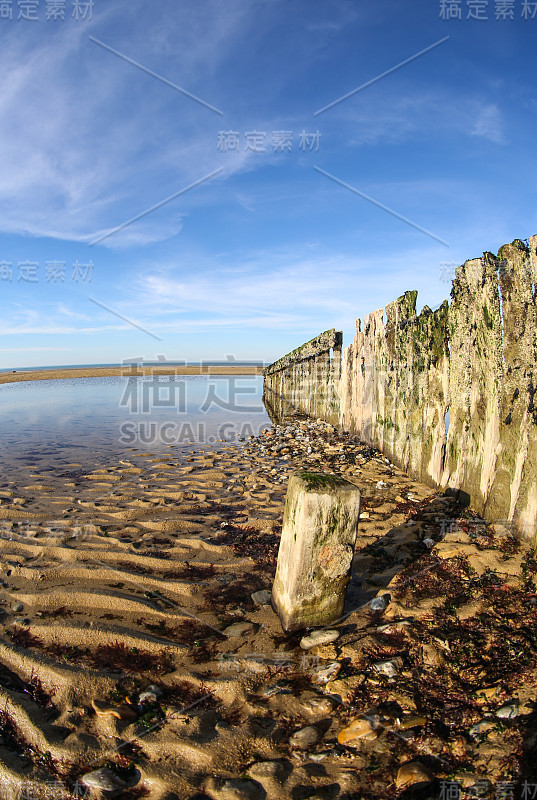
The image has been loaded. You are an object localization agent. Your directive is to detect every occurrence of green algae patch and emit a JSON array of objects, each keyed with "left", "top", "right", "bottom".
[{"left": 297, "top": 471, "right": 349, "bottom": 492}]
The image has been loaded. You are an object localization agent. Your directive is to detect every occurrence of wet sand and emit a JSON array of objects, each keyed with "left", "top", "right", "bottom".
[
  {"left": 0, "top": 418, "right": 535, "bottom": 799},
  {"left": 0, "top": 366, "right": 264, "bottom": 386}
]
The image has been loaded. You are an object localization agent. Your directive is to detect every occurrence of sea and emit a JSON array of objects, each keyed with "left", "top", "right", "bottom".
[{"left": 0, "top": 374, "right": 271, "bottom": 485}]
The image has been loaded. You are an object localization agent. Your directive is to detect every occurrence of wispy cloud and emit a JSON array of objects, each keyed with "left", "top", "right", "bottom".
[{"left": 471, "top": 103, "right": 504, "bottom": 144}]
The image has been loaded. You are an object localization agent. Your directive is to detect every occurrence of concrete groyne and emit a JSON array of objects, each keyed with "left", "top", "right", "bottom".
[{"left": 264, "top": 236, "right": 537, "bottom": 542}]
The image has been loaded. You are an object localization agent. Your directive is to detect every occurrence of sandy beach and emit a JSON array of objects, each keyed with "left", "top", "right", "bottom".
[
  {"left": 0, "top": 417, "right": 535, "bottom": 799},
  {"left": 0, "top": 366, "right": 265, "bottom": 386}
]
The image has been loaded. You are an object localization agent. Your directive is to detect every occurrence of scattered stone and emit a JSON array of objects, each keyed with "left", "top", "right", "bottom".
[
  {"left": 372, "top": 657, "right": 403, "bottom": 678},
  {"left": 423, "top": 538, "right": 435, "bottom": 548},
  {"left": 262, "top": 680, "right": 292, "bottom": 697},
  {"left": 205, "top": 777, "right": 264, "bottom": 800},
  {"left": 289, "top": 725, "right": 321, "bottom": 748},
  {"left": 300, "top": 629, "right": 339, "bottom": 650},
  {"left": 300, "top": 696, "right": 334, "bottom": 716},
  {"left": 81, "top": 768, "right": 130, "bottom": 792},
  {"left": 311, "top": 661, "right": 341, "bottom": 685},
  {"left": 247, "top": 761, "right": 285, "bottom": 781},
  {"left": 223, "top": 621, "right": 256, "bottom": 638},
  {"left": 395, "top": 762, "right": 434, "bottom": 789},
  {"left": 337, "top": 717, "right": 378, "bottom": 745},
  {"left": 138, "top": 684, "right": 162, "bottom": 704},
  {"left": 369, "top": 595, "right": 388, "bottom": 612},
  {"left": 251, "top": 589, "right": 272, "bottom": 605},
  {"left": 11, "top": 602, "right": 24, "bottom": 613},
  {"left": 396, "top": 714, "right": 427, "bottom": 730},
  {"left": 216, "top": 574, "right": 237, "bottom": 585},
  {"left": 307, "top": 751, "right": 331, "bottom": 762},
  {"left": 469, "top": 719, "right": 495, "bottom": 739},
  {"left": 496, "top": 702, "right": 519, "bottom": 719}
]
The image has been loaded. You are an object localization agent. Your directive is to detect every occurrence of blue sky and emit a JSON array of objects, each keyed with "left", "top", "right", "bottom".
[{"left": 1, "top": 0, "right": 536, "bottom": 368}]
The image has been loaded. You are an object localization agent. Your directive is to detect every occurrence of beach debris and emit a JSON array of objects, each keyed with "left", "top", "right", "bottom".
[
  {"left": 91, "top": 698, "right": 138, "bottom": 721},
  {"left": 311, "top": 661, "right": 341, "bottom": 685},
  {"left": 307, "top": 751, "right": 331, "bottom": 762},
  {"left": 496, "top": 702, "right": 519, "bottom": 719},
  {"left": 272, "top": 471, "right": 361, "bottom": 631},
  {"left": 205, "top": 777, "right": 264, "bottom": 800},
  {"left": 138, "top": 684, "right": 163, "bottom": 705},
  {"left": 395, "top": 761, "right": 434, "bottom": 789},
  {"left": 223, "top": 621, "right": 256, "bottom": 638},
  {"left": 251, "top": 589, "right": 271, "bottom": 605},
  {"left": 300, "top": 695, "right": 334, "bottom": 716},
  {"left": 337, "top": 716, "right": 379, "bottom": 745},
  {"left": 396, "top": 714, "right": 427, "bottom": 730},
  {"left": 469, "top": 719, "right": 495, "bottom": 739},
  {"left": 289, "top": 725, "right": 321, "bottom": 749},
  {"left": 262, "top": 680, "right": 292, "bottom": 697},
  {"left": 299, "top": 629, "right": 339, "bottom": 650},
  {"left": 369, "top": 595, "right": 388, "bottom": 612},
  {"left": 372, "top": 657, "right": 403, "bottom": 678},
  {"left": 247, "top": 761, "right": 286, "bottom": 781},
  {"left": 216, "top": 573, "right": 237, "bottom": 585},
  {"left": 81, "top": 768, "right": 135, "bottom": 792}
]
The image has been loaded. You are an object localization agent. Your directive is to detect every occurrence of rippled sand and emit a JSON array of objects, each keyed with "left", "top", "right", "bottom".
[{"left": 0, "top": 423, "right": 534, "bottom": 799}]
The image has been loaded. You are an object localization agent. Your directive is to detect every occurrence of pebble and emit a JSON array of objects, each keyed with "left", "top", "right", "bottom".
[
  {"left": 262, "top": 680, "right": 292, "bottom": 697},
  {"left": 337, "top": 716, "right": 378, "bottom": 745},
  {"left": 11, "top": 602, "right": 24, "bottom": 613},
  {"left": 139, "top": 684, "right": 162, "bottom": 704},
  {"left": 396, "top": 714, "right": 427, "bottom": 730},
  {"left": 251, "top": 589, "right": 272, "bottom": 605},
  {"left": 395, "top": 762, "right": 434, "bottom": 789},
  {"left": 469, "top": 719, "right": 495, "bottom": 739},
  {"left": 311, "top": 661, "right": 341, "bottom": 685},
  {"left": 81, "top": 768, "right": 128, "bottom": 792},
  {"left": 247, "top": 761, "right": 285, "bottom": 781},
  {"left": 205, "top": 777, "right": 264, "bottom": 800},
  {"left": 223, "top": 621, "right": 256, "bottom": 638},
  {"left": 372, "top": 657, "right": 402, "bottom": 678},
  {"left": 369, "top": 595, "right": 388, "bottom": 612},
  {"left": 307, "top": 751, "right": 331, "bottom": 762},
  {"left": 300, "top": 696, "right": 334, "bottom": 716},
  {"left": 289, "top": 725, "right": 321, "bottom": 749},
  {"left": 216, "top": 574, "right": 237, "bottom": 585},
  {"left": 300, "top": 629, "right": 339, "bottom": 650},
  {"left": 496, "top": 702, "right": 519, "bottom": 719}
]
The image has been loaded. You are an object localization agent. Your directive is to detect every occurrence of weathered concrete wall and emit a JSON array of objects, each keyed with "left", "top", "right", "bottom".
[
  {"left": 263, "top": 328, "right": 342, "bottom": 426},
  {"left": 264, "top": 236, "right": 537, "bottom": 541}
]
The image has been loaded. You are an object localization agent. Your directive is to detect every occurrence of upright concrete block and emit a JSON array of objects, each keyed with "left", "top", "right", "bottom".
[{"left": 272, "top": 471, "right": 361, "bottom": 631}]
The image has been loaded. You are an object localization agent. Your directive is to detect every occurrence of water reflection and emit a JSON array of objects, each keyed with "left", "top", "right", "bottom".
[{"left": 0, "top": 375, "right": 270, "bottom": 481}]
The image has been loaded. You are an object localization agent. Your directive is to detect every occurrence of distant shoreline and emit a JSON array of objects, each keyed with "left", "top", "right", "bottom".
[{"left": 0, "top": 364, "right": 265, "bottom": 385}]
